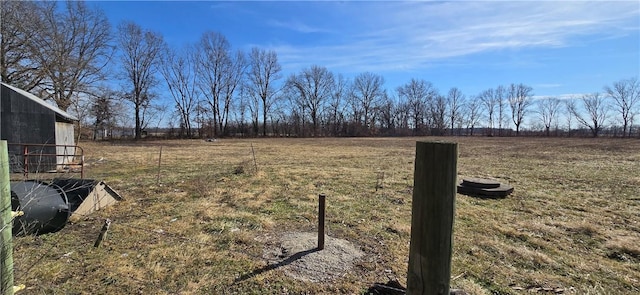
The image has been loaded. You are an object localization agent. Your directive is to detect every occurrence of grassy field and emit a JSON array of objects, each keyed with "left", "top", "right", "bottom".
[{"left": 11, "top": 137, "right": 640, "bottom": 294}]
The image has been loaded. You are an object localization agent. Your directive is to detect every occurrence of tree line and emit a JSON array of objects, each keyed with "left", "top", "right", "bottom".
[{"left": 2, "top": 1, "right": 639, "bottom": 139}]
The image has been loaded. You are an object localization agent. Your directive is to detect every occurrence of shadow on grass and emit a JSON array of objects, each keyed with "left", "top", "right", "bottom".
[{"left": 234, "top": 248, "right": 320, "bottom": 283}]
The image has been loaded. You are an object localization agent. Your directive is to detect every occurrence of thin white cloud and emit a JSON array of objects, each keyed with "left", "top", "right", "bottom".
[
  {"left": 266, "top": 19, "right": 330, "bottom": 34},
  {"left": 265, "top": 1, "right": 640, "bottom": 75}
]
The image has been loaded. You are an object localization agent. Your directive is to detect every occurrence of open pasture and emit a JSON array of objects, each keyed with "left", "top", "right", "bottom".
[{"left": 12, "top": 137, "right": 640, "bottom": 294}]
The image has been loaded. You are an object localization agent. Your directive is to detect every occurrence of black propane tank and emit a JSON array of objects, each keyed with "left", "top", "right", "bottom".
[{"left": 10, "top": 180, "right": 70, "bottom": 235}]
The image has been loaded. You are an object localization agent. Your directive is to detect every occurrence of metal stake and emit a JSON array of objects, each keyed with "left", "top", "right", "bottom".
[{"left": 318, "top": 194, "right": 326, "bottom": 250}]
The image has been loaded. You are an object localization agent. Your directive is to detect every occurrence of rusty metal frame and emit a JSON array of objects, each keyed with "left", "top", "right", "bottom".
[{"left": 8, "top": 143, "right": 84, "bottom": 179}]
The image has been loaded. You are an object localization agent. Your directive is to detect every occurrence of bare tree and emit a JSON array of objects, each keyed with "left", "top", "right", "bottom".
[
  {"left": 269, "top": 94, "right": 289, "bottom": 137},
  {"left": 508, "top": 83, "right": 534, "bottom": 136},
  {"left": 350, "top": 72, "right": 386, "bottom": 135},
  {"left": 447, "top": 87, "right": 464, "bottom": 135},
  {"left": 160, "top": 45, "right": 199, "bottom": 138},
  {"left": 327, "top": 74, "right": 348, "bottom": 136},
  {"left": 536, "top": 97, "right": 561, "bottom": 137},
  {"left": 90, "top": 86, "right": 117, "bottom": 140},
  {"left": 67, "top": 92, "right": 92, "bottom": 142},
  {"left": 239, "top": 83, "right": 261, "bottom": 136},
  {"left": 196, "top": 32, "right": 245, "bottom": 137},
  {"left": 464, "top": 96, "right": 483, "bottom": 136},
  {"left": 143, "top": 102, "right": 169, "bottom": 136},
  {"left": 565, "top": 100, "right": 574, "bottom": 137},
  {"left": 221, "top": 50, "right": 246, "bottom": 136},
  {"left": 117, "top": 21, "right": 165, "bottom": 139},
  {"left": 377, "top": 92, "right": 397, "bottom": 135},
  {"left": 396, "top": 79, "right": 436, "bottom": 135},
  {"left": 479, "top": 88, "right": 497, "bottom": 136},
  {"left": 196, "top": 32, "right": 227, "bottom": 137},
  {"left": 282, "top": 83, "right": 306, "bottom": 136},
  {"left": 0, "top": 1, "right": 47, "bottom": 90},
  {"left": 234, "top": 86, "right": 252, "bottom": 137},
  {"left": 396, "top": 99, "right": 411, "bottom": 135},
  {"left": 430, "top": 94, "right": 448, "bottom": 136},
  {"left": 193, "top": 101, "right": 210, "bottom": 137},
  {"left": 285, "top": 65, "right": 334, "bottom": 136},
  {"left": 245, "top": 48, "right": 282, "bottom": 136},
  {"left": 495, "top": 85, "right": 507, "bottom": 136},
  {"left": 604, "top": 77, "right": 640, "bottom": 137},
  {"left": 106, "top": 97, "right": 132, "bottom": 138},
  {"left": 567, "top": 93, "right": 609, "bottom": 137},
  {"left": 29, "top": 1, "right": 113, "bottom": 111}
]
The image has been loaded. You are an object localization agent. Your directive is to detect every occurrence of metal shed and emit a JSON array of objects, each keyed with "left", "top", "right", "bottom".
[{"left": 1, "top": 82, "right": 78, "bottom": 172}]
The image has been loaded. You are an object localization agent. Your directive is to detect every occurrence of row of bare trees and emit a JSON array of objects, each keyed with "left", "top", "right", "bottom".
[
  {"left": 267, "top": 75, "right": 639, "bottom": 138},
  {"left": 2, "top": 1, "right": 639, "bottom": 139}
]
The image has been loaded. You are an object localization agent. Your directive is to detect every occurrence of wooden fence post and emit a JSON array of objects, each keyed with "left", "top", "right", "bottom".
[
  {"left": 1, "top": 140, "right": 15, "bottom": 295},
  {"left": 407, "top": 141, "right": 457, "bottom": 295}
]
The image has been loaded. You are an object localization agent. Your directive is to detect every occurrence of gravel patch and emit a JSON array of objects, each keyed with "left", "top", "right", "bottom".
[{"left": 259, "top": 231, "right": 364, "bottom": 282}]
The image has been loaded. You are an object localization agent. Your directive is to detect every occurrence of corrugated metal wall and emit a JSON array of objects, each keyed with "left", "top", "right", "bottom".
[{"left": 1, "top": 84, "right": 67, "bottom": 172}]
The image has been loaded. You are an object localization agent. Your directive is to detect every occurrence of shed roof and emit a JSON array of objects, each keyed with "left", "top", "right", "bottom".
[{"left": 1, "top": 82, "right": 78, "bottom": 121}]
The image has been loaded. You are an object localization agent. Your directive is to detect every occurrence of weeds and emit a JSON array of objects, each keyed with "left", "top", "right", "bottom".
[{"left": 10, "top": 137, "right": 640, "bottom": 294}]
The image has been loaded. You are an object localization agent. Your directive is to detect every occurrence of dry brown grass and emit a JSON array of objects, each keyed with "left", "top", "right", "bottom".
[{"left": 11, "top": 137, "right": 640, "bottom": 294}]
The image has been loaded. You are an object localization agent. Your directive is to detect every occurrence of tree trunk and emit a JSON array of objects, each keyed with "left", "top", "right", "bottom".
[
  {"left": 262, "top": 101, "right": 267, "bottom": 137},
  {"left": 135, "top": 104, "right": 142, "bottom": 140}
]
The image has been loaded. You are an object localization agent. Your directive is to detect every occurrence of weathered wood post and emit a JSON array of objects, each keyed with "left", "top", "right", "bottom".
[
  {"left": 318, "top": 194, "right": 326, "bottom": 250},
  {"left": 407, "top": 141, "right": 457, "bottom": 295},
  {"left": 1, "top": 140, "right": 15, "bottom": 295}
]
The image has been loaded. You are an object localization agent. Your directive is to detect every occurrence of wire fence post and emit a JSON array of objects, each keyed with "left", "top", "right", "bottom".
[
  {"left": 1, "top": 140, "right": 15, "bottom": 295},
  {"left": 407, "top": 141, "right": 457, "bottom": 295},
  {"left": 156, "top": 146, "right": 163, "bottom": 186},
  {"left": 250, "top": 143, "right": 258, "bottom": 173}
]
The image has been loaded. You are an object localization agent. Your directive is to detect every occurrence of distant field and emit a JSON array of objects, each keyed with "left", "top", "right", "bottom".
[{"left": 11, "top": 137, "right": 640, "bottom": 294}]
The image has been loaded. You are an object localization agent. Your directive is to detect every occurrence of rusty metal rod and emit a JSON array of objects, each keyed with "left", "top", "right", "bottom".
[
  {"left": 318, "top": 194, "right": 326, "bottom": 250},
  {"left": 14, "top": 143, "right": 85, "bottom": 179},
  {"left": 157, "top": 146, "right": 163, "bottom": 185},
  {"left": 23, "top": 145, "right": 29, "bottom": 178}
]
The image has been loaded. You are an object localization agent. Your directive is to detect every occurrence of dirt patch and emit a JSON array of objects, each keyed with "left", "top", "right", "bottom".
[{"left": 258, "top": 231, "right": 364, "bottom": 282}]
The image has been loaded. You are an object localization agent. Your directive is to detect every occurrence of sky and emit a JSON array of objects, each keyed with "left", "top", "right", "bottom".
[{"left": 95, "top": 0, "right": 640, "bottom": 100}]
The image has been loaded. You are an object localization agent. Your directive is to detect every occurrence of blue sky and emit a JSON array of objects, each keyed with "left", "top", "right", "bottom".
[{"left": 96, "top": 0, "right": 640, "bottom": 99}]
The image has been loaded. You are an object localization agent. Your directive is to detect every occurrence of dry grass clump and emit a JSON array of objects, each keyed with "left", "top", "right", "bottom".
[
  {"left": 10, "top": 137, "right": 640, "bottom": 294},
  {"left": 605, "top": 236, "right": 640, "bottom": 263}
]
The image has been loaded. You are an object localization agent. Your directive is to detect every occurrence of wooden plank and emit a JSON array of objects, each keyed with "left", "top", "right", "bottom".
[
  {"left": 407, "top": 141, "right": 457, "bottom": 295},
  {"left": 55, "top": 122, "right": 76, "bottom": 165},
  {"left": 69, "top": 182, "right": 122, "bottom": 221}
]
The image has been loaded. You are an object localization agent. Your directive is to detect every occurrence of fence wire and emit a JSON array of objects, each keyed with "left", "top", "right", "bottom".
[{"left": 8, "top": 144, "right": 399, "bottom": 294}]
